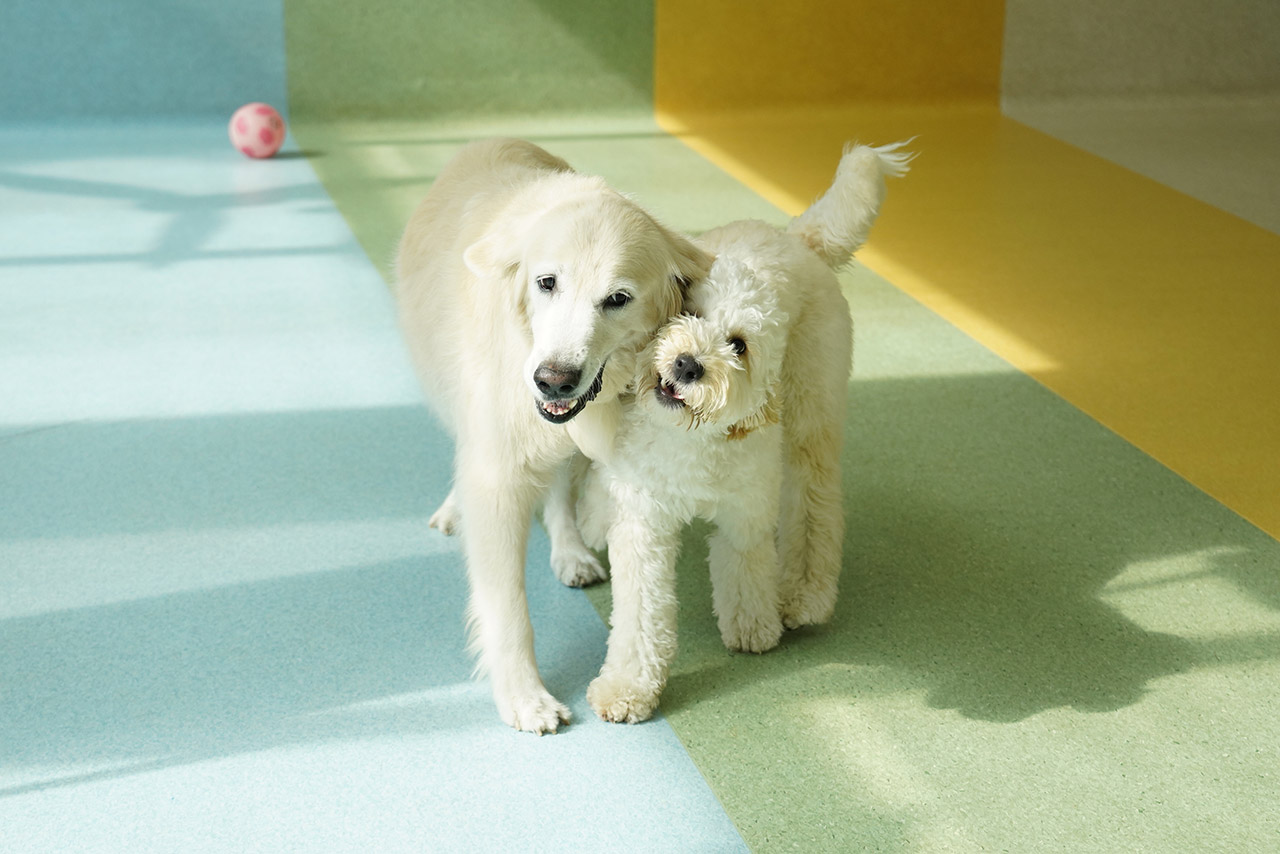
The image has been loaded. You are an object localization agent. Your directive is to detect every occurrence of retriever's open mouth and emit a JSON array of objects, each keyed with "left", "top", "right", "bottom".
[
  {"left": 536, "top": 364, "right": 605, "bottom": 424},
  {"left": 655, "top": 380, "right": 687, "bottom": 409}
]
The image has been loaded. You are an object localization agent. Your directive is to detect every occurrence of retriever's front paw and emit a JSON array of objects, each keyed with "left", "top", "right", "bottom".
[
  {"left": 495, "top": 687, "right": 572, "bottom": 735},
  {"left": 588, "top": 673, "right": 660, "bottom": 724},
  {"left": 428, "top": 495, "right": 461, "bottom": 536},
  {"left": 721, "top": 609, "right": 783, "bottom": 654}
]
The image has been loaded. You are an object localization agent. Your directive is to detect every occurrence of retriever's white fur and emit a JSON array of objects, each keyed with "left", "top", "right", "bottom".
[
  {"left": 570, "top": 142, "right": 912, "bottom": 723},
  {"left": 396, "top": 138, "right": 710, "bottom": 733}
]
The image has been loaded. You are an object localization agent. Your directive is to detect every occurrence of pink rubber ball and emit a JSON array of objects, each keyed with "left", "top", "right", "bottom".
[{"left": 229, "top": 103, "right": 286, "bottom": 159}]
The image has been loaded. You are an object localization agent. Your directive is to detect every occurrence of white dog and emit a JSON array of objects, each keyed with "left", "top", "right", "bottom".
[
  {"left": 395, "top": 138, "right": 711, "bottom": 733},
  {"left": 572, "top": 143, "right": 913, "bottom": 723}
]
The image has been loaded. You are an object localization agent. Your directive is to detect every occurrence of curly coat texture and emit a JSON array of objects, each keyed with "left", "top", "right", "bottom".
[{"left": 570, "top": 142, "right": 913, "bottom": 724}]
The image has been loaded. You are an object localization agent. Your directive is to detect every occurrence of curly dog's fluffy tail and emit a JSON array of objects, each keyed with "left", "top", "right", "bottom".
[{"left": 787, "top": 140, "right": 915, "bottom": 268}]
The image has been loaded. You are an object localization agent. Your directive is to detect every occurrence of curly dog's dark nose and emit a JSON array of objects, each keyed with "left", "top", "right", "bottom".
[
  {"left": 534, "top": 364, "right": 581, "bottom": 398},
  {"left": 673, "top": 354, "right": 703, "bottom": 383}
]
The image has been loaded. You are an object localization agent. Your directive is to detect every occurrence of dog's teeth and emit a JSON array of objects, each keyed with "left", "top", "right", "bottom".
[{"left": 542, "top": 399, "right": 576, "bottom": 416}]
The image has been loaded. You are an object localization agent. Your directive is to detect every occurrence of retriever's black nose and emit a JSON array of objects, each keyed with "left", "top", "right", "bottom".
[
  {"left": 534, "top": 364, "right": 581, "bottom": 398},
  {"left": 673, "top": 354, "right": 703, "bottom": 383}
]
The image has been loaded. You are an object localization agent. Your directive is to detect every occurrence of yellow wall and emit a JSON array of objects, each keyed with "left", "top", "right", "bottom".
[
  {"left": 656, "top": 0, "right": 1005, "bottom": 113},
  {"left": 654, "top": 1, "right": 1280, "bottom": 539}
]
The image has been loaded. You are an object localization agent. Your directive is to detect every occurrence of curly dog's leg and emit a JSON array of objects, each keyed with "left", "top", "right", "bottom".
[{"left": 588, "top": 491, "right": 680, "bottom": 724}]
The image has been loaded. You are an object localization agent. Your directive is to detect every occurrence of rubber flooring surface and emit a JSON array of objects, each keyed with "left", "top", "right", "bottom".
[
  {"left": 297, "top": 113, "right": 1280, "bottom": 852},
  {"left": 0, "top": 122, "right": 747, "bottom": 854}
]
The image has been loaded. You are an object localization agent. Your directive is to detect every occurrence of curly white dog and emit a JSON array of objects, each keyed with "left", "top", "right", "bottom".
[{"left": 573, "top": 142, "right": 913, "bottom": 723}]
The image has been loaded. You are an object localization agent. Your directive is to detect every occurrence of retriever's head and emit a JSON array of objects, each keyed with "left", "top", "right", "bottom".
[{"left": 465, "top": 176, "right": 711, "bottom": 424}]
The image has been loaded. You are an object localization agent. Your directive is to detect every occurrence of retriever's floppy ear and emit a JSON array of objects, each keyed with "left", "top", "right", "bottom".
[
  {"left": 656, "top": 228, "right": 715, "bottom": 320},
  {"left": 669, "top": 230, "right": 714, "bottom": 289},
  {"left": 463, "top": 229, "right": 518, "bottom": 280},
  {"left": 463, "top": 186, "right": 549, "bottom": 280},
  {"left": 464, "top": 230, "right": 529, "bottom": 322},
  {"left": 464, "top": 207, "right": 533, "bottom": 320}
]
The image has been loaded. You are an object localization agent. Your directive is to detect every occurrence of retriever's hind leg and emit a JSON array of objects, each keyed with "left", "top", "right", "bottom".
[{"left": 543, "top": 455, "right": 608, "bottom": 587}]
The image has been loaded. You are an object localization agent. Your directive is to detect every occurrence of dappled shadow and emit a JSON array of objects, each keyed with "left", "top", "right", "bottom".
[
  {"left": 0, "top": 403, "right": 473, "bottom": 795},
  {"left": 655, "top": 369, "right": 1280, "bottom": 723},
  {"left": 0, "top": 555, "right": 471, "bottom": 791},
  {"left": 0, "top": 168, "right": 335, "bottom": 269},
  {"left": 0, "top": 407, "right": 450, "bottom": 540},
  {"left": 0, "top": 404, "right": 609, "bottom": 798}
]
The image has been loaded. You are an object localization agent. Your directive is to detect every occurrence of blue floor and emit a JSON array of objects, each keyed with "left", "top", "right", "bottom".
[{"left": 0, "top": 123, "right": 746, "bottom": 853}]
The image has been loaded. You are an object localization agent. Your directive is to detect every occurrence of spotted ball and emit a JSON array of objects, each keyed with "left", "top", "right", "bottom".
[{"left": 229, "top": 103, "right": 286, "bottom": 159}]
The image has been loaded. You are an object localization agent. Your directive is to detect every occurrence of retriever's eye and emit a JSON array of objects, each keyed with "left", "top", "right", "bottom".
[
  {"left": 536, "top": 274, "right": 557, "bottom": 293},
  {"left": 603, "top": 292, "right": 632, "bottom": 310},
  {"left": 729, "top": 337, "right": 747, "bottom": 356}
]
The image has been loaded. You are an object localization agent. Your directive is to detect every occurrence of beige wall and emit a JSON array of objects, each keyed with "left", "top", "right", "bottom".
[{"left": 1002, "top": 0, "right": 1280, "bottom": 104}]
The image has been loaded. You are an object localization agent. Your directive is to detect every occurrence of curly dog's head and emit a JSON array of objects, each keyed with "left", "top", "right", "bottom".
[{"left": 639, "top": 254, "right": 788, "bottom": 438}]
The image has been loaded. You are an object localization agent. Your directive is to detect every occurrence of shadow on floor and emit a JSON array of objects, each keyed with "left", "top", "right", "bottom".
[
  {"left": 0, "top": 553, "right": 474, "bottom": 791},
  {"left": 631, "top": 369, "right": 1280, "bottom": 723}
]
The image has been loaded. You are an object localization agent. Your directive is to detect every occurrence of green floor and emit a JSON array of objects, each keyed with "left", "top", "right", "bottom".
[{"left": 297, "top": 114, "right": 1280, "bottom": 851}]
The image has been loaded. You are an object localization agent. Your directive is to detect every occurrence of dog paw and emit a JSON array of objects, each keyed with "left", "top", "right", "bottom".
[
  {"left": 779, "top": 588, "right": 836, "bottom": 630},
  {"left": 550, "top": 547, "right": 609, "bottom": 588},
  {"left": 496, "top": 688, "right": 572, "bottom": 735},
  {"left": 428, "top": 497, "right": 461, "bottom": 536},
  {"left": 587, "top": 674, "right": 660, "bottom": 724},
  {"left": 721, "top": 610, "right": 783, "bottom": 654}
]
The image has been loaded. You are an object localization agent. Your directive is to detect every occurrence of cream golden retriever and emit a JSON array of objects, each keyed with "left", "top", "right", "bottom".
[{"left": 395, "top": 138, "right": 710, "bottom": 733}]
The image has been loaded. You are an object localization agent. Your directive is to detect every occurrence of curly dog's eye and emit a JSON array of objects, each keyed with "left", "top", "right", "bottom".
[
  {"left": 536, "top": 275, "right": 557, "bottom": 293},
  {"left": 602, "top": 292, "right": 632, "bottom": 310},
  {"left": 729, "top": 337, "right": 747, "bottom": 356}
]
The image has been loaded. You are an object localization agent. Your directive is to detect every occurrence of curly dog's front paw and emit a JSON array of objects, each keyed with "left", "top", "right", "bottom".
[
  {"left": 587, "top": 673, "right": 661, "bottom": 724},
  {"left": 779, "top": 586, "right": 836, "bottom": 630}
]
